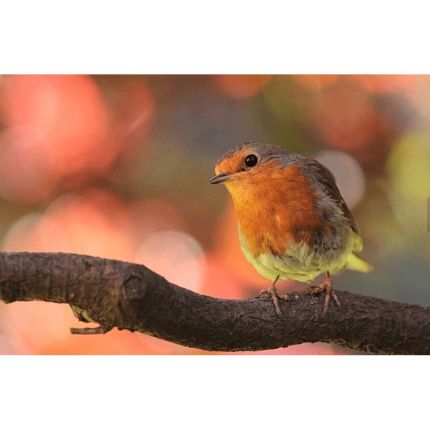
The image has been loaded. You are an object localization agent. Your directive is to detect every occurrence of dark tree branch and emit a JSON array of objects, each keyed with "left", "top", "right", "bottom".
[{"left": 0, "top": 252, "right": 428, "bottom": 354}]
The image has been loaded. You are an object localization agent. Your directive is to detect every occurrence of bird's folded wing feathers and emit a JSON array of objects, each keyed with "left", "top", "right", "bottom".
[{"left": 300, "top": 158, "right": 360, "bottom": 235}]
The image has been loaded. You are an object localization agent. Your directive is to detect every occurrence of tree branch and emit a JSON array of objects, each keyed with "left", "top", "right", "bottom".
[{"left": 0, "top": 252, "right": 428, "bottom": 354}]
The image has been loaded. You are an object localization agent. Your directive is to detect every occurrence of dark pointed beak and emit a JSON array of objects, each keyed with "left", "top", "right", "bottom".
[{"left": 209, "top": 173, "right": 230, "bottom": 184}]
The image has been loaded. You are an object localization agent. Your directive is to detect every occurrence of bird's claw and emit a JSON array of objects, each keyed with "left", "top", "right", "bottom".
[
  {"left": 256, "top": 285, "right": 288, "bottom": 318},
  {"left": 308, "top": 276, "right": 341, "bottom": 316}
]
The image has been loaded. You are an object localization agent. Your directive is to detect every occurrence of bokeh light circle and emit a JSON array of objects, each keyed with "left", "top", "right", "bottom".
[
  {"left": 2, "top": 189, "right": 136, "bottom": 260},
  {"left": 136, "top": 230, "right": 205, "bottom": 293}
]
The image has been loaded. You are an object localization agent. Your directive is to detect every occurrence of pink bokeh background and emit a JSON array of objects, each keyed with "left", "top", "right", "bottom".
[{"left": 0, "top": 75, "right": 428, "bottom": 354}]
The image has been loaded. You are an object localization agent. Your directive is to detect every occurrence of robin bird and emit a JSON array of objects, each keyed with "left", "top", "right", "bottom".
[{"left": 209, "top": 142, "right": 371, "bottom": 316}]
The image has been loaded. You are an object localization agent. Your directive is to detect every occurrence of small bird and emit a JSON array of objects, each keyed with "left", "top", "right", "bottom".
[{"left": 209, "top": 142, "right": 371, "bottom": 316}]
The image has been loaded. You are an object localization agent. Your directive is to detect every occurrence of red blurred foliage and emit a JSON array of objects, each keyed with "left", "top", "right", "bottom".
[
  {"left": 311, "top": 86, "right": 383, "bottom": 151},
  {"left": 1, "top": 75, "right": 109, "bottom": 176},
  {"left": 1, "top": 188, "right": 205, "bottom": 354},
  {"left": 214, "top": 75, "right": 271, "bottom": 99},
  {"left": 3, "top": 74, "right": 403, "bottom": 355},
  {"left": 0, "top": 127, "right": 55, "bottom": 201},
  {"left": 200, "top": 255, "right": 246, "bottom": 299},
  {"left": 349, "top": 75, "right": 418, "bottom": 94},
  {"left": 40, "top": 329, "right": 186, "bottom": 355},
  {"left": 2, "top": 302, "right": 85, "bottom": 353},
  {"left": 129, "top": 198, "right": 186, "bottom": 247},
  {"left": 3, "top": 189, "right": 137, "bottom": 261},
  {"left": 0, "top": 75, "right": 154, "bottom": 203},
  {"left": 104, "top": 76, "right": 154, "bottom": 145},
  {"left": 1, "top": 301, "right": 196, "bottom": 354},
  {"left": 292, "top": 75, "right": 338, "bottom": 90},
  {"left": 404, "top": 76, "right": 430, "bottom": 121}
]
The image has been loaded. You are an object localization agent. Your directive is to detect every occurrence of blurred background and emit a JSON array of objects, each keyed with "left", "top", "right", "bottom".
[{"left": 0, "top": 75, "right": 428, "bottom": 354}]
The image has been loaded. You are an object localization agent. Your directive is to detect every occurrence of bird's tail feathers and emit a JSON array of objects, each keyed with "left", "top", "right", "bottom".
[{"left": 346, "top": 253, "right": 373, "bottom": 273}]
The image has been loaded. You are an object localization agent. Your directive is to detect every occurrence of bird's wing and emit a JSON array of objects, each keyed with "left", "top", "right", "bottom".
[{"left": 300, "top": 158, "right": 360, "bottom": 235}]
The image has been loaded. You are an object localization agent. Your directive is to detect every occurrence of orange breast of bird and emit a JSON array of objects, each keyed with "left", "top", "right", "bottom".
[{"left": 226, "top": 163, "right": 325, "bottom": 257}]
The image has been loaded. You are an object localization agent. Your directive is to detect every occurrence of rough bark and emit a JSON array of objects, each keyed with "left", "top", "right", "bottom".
[{"left": 0, "top": 252, "right": 428, "bottom": 354}]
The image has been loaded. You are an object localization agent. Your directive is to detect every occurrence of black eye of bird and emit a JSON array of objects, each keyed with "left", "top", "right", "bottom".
[{"left": 244, "top": 154, "right": 258, "bottom": 168}]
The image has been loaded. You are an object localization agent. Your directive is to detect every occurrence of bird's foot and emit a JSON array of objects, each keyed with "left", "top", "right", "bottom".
[
  {"left": 308, "top": 274, "right": 341, "bottom": 316},
  {"left": 257, "top": 284, "right": 288, "bottom": 317}
]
